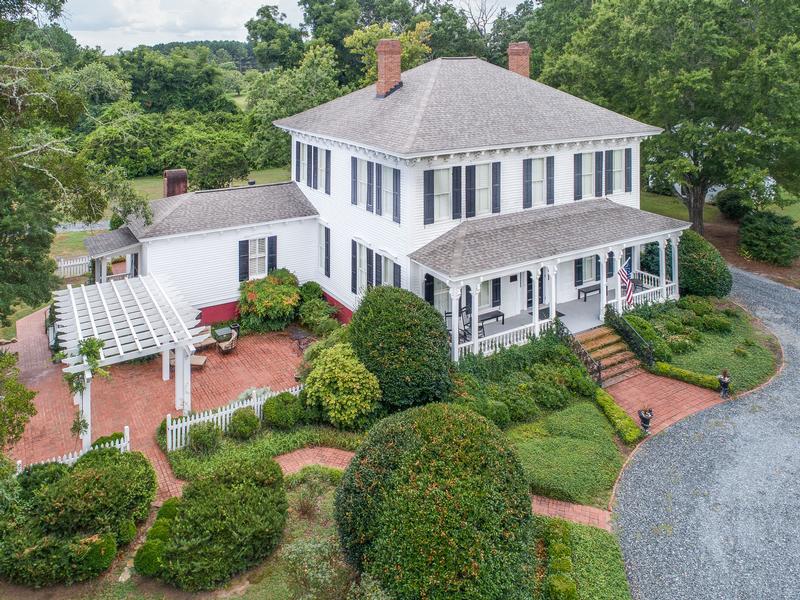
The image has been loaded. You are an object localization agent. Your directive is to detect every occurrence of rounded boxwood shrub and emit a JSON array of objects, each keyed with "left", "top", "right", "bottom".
[
  {"left": 625, "top": 315, "right": 672, "bottom": 362},
  {"left": 299, "top": 298, "right": 338, "bottom": 336},
  {"left": 349, "top": 286, "right": 452, "bottom": 409},
  {"left": 262, "top": 390, "right": 304, "bottom": 429},
  {"left": 715, "top": 188, "right": 751, "bottom": 221},
  {"left": 335, "top": 403, "right": 535, "bottom": 599},
  {"left": 188, "top": 421, "right": 221, "bottom": 456},
  {"left": 678, "top": 230, "right": 732, "bottom": 297},
  {"left": 677, "top": 295, "right": 714, "bottom": 316},
  {"left": 739, "top": 211, "right": 800, "bottom": 267},
  {"left": 116, "top": 518, "right": 137, "bottom": 545},
  {"left": 227, "top": 407, "right": 260, "bottom": 440},
  {"left": 299, "top": 280, "right": 324, "bottom": 303},
  {"left": 238, "top": 268, "right": 301, "bottom": 332},
  {"left": 305, "top": 343, "right": 381, "bottom": 429},
  {"left": 486, "top": 372, "right": 541, "bottom": 423},
  {"left": 17, "top": 462, "right": 69, "bottom": 496},
  {"left": 134, "top": 538, "right": 167, "bottom": 577}
]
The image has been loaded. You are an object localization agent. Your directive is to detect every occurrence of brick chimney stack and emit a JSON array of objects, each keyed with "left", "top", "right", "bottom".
[
  {"left": 507, "top": 42, "right": 531, "bottom": 78},
  {"left": 376, "top": 39, "right": 402, "bottom": 98},
  {"left": 163, "top": 169, "right": 188, "bottom": 197}
]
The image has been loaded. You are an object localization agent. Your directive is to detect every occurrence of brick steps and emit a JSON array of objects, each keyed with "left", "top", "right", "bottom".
[{"left": 578, "top": 325, "right": 642, "bottom": 388}]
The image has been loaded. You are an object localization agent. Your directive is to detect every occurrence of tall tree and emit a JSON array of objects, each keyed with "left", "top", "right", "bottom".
[
  {"left": 423, "top": 3, "right": 486, "bottom": 58},
  {"left": 543, "top": 0, "right": 800, "bottom": 232},
  {"left": 0, "top": 352, "right": 36, "bottom": 451},
  {"left": 344, "top": 21, "right": 431, "bottom": 86},
  {"left": 246, "top": 5, "right": 305, "bottom": 70},
  {"left": 298, "top": 0, "right": 361, "bottom": 82}
]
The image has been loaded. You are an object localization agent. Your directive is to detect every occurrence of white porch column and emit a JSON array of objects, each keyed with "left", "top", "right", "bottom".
[
  {"left": 633, "top": 244, "right": 641, "bottom": 272},
  {"left": 99, "top": 257, "right": 108, "bottom": 283},
  {"left": 599, "top": 252, "right": 608, "bottom": 320},
  {"left": 174, "top": 347, "right": 184, "bottom": 411},
  {"left": 531, "top": 268, "right": 540, "bottom": 335},
  {"left": 80, "top": 372, "right": 92, "bottom": 451},
  {"left": 183, "top": 347, "right": 192, "bottom": 415},
  {"left": 93, "top": 258, "right": 102, "bottom": 284},
  {"left": 449, "top": 286, "right": 461, "bottom": 361},
  {"left": 162, "top": 349, "right": 170, "bottom": 381},
  {"left": 658, "top": 237, "right": 668, "bottom": 301},
  {"left": 670, "top": 234, "right": 680, "bottom": 299},
  {"left": 471, "top": 281, "right": 480, "bottom": 354},
  {"left": 614, "top": 247, "right": 623, "bottom": 313},
  {"left": 548, "top": 264, "right": 558, "bottom": 320}
]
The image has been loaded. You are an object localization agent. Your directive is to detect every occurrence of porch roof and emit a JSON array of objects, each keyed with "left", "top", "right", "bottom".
[
  {"left": 83, "top": 226, "right": 140, "bottom": 259},
  {"left": 409, "top": 198, "right": 690, "bottom": 280}
]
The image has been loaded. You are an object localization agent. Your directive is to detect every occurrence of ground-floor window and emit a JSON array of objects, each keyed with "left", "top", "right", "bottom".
[{"left": 433, "top": 278, "right": 449, "bottom": 314}]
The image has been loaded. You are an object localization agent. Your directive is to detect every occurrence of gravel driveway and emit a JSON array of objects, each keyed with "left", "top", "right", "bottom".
[{"left": 615, "top": 267, "right": 800, "bottom": 600}]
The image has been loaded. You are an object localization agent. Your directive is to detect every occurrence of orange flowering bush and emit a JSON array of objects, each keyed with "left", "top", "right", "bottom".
[{"left": 238, "top": 268, "right": 301, "bottom": 332}]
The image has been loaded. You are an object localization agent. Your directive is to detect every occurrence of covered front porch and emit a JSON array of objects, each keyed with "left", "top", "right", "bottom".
[{"left": 83, "top": 226, "right": 142, "bottom": 283}]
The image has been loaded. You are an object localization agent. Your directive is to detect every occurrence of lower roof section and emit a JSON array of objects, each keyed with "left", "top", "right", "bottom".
[{"left": 409, "top": 198, "right": 690, "bottom": 280}]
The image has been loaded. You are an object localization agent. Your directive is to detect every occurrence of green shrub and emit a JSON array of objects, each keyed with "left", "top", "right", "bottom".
[
  {"left": 625, "top": 315, "right": 672, "bottom": 362},
  {"left": 335, "top": 403, "right": 535, "bottom": 599},
  {"left": 91, "top": 431, "right": 124, "bottom": 448},
  {"left": 227, "top": 407, "right": 260, "bottom": 440},
  {"left": 464, "top": 397, "right": 511, "bottom": 429},
  {"left": 486, "top": 372, "right": 541, "bottom": 422},
  {"left": 298, "top": 325, "right": 350, "bottom": 382},
  {"left": 677, "top": 295, "right": 714, "bottom": 316},
  {"left": 300, "top": 280, "right": 324, "bottom": 302},
  {"left": 666, "top": 334, "right": 697, "bottom": 354},
  {"left": 283, "top": 536, "right": 352, "bottom": 600},
  {"left": 346, "top": 573, "right": 394, "bottom": 600},
  {"left": 699, "top": 313, "right": 732, "bottom": 333},
  {"left": 544, "top": 574, "right": 578, "bottom": 600},
  {"left": 305, "top": 343, "right": 381, "bottom": 429},
  {"left": 458, "top": 333, "right": 578, "bottom": 382},
  {"left": 116, "top": 518, "right": 137, "bottom": 545},
  {"left": 17, "top": 462, "right": 69, "bottom": 496},
  {"left": 262, "top": 390, "right": 304, "bottom": 429},
  {"left": 238, "top": 268, "right": 301, "bottom": 332},
  {"left": 134, "top": 539, "right": 166, "bottom": 577},
  {"left": 594, "top": 389, "right": 643, "bottom": 445},
  {"left": 80, "top": 533, "right": 117, "bottom": 574},
  {"left": 715, "top": 188, "right": 751, "bottom": 221},
  {"left": 678, "top": 230, "right": 732, "bottom": 297},
  {"left": 349, "top": 286, "right": 452, "bottom": 409},
  {"left": 157, "top": 497, "right": 180, "bottom": 520},
  {"left": 299, "top": 298, "right": 338, "bottom": 335},
  {"left": 147, "top": 519, "right": 172, "bottom": 543},
  {"left": 739, "top": 211, "right": 800, "bottom": 266},
  {"left": 651, "top": 362, "right": 720, "bottom": 391},
  {"left": 188, "top": 422, "right": 221, "bottom": 456}
]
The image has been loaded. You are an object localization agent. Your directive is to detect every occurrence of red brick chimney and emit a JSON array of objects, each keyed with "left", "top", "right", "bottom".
[
  {"left": 376, "top": 39, "right": 402, "bottom": 98},
  {"left": 508, "top": 42, "right": 531, "bottom": 78},
  {"left": 163, "top": 169, "right": 188, "bottom": 197}
]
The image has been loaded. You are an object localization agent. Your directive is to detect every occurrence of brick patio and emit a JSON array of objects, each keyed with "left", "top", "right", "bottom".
[
  {"left": 7, "top": 308, "right": 304, "bottom": 501},
  {"left": 274, "top": 447, "right": 355, "bottom": 475}
]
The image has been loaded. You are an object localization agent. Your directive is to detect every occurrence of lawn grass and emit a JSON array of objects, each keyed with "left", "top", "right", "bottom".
[
  {"left": 509, "top": 403, "right": 624, "bottom": 508},
  {"left": 0, "top": 303, "right": 44, "bottom": 339},
  {"left": 51, "top": 230, "right": 107, "bottom": 259},
  {"left": 640, "top": 190, "right": 719, "bottom": 222},
  {"left": 668, "top": 302, "right": 778, "bottom": 393},
  {"left": 769, "top": 202, "right": 800, "bottom": 225},
  {"left": 130, "top": 166, "right": 291, "bottom": 200}
]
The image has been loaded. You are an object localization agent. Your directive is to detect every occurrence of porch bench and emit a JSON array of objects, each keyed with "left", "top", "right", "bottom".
[
  {"left": 169, "top": 352, "right": 207, "bottom": 369},
  {"left": 577, "top": 283, "right": 601, "bottom": 302}
]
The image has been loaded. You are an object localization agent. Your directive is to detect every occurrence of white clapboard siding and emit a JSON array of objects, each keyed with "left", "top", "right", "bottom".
[
  {"left": 15, "top": 426, "right": 130, "bottom": 475},
  {"left": 55, "top": 256, "right": 90, "bottom": 278},
  {"left": 166, "top": 386, "right": 303, "bottom": 451}
]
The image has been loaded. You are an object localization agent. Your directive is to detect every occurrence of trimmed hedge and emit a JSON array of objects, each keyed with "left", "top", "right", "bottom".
[
  {"left": 594, "top": 389, "right": 644, "bottom": 445},
  {"left": 349, "top": 286, "right": 452, "bottom": 409},
  {"left": 739, "top": 211, "right": 800, "bottom": 267},
  {"left": 541, "top": 519, "right": 578, "bottom": 600},
  {"left": 262, "top": 391, "right": 304, "bottom": 430},
  {"left": 678, "top": 230, "right": 732, "bottom": 297},
  {"left": 624, "top": 315, "right": 672, "bottom": 362},
  {"left": 335, "top": 403, "right": 535, "bottom": 599},
  {"left": 715, "top": 188, "right": 751, "bottom": 221},
  {"left": 227, "top": 407, "right": 260, "bottom": 440},
  {"left": 651, "top": 362, "right": 720, "bottom": 391}
]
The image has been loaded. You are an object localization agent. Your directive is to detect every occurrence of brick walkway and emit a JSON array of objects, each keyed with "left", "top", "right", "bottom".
[
  {"left": 8, "top": 308, "right": 304, "bottom": 502},
  {"left": 274, "top": 447, "right": 355, "bottom": 475},
  {"left": 531, "top": 495, "right": 612, "bottom": 531},
  {"left": 606, "top": 370, "right": 722, "bottom": 436}
]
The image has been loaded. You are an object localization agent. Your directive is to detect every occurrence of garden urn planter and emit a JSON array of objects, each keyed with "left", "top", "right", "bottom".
[{"left": 638, "top": 409, "right": 653, "bottom": 434}]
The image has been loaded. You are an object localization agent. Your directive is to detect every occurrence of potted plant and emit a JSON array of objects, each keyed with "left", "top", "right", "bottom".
[{"left": 638, "top": 408, "right": 653, "bottom": 434}]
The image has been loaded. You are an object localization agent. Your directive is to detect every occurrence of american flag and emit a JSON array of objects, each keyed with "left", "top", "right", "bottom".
[{"left": 617, "top": 258, "right": 634, "bottom": 305}]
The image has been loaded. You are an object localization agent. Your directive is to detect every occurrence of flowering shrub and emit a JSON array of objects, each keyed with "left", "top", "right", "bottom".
[{"left": 238, "top": 268, "right": 301, "bottom": 332}]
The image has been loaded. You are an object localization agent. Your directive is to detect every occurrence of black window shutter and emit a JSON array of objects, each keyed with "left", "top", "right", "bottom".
[
  {"left": 267, "top": 236, "right": 277, "bottom": 273},
  {"left": 595, "top": 255, "right": 601, "bottom": 281},
  {"left": 366, "top": 248, "right": 374, "bottom": 287},
  {"left": 605, "top": 150, "right": 613, "bottom": 195},
  {"left": 238, "top": 240, "right": 249, "bottom": 282},
  {"left": 306, "top": 146, "right": 313, "bottom": 186},
  {"left": 324, "top": 149, "right": 331, "bottom": 194},
  {"left": 526, "top": 272, "right": 533, "bottom": 309},
  {"left": 424, "top": 274, "right": 434, "bottom": 305},
  {"left": 574, "top": 258, "right": 583, "bottom": 287},
  {"left": 491, "top": 162, "right": 501, "bottom": 213},
  {"left": 393, "top": 263, "right": 401, "bottom": 288},
  {"left": 595, "top": 151, "right": 604, "bottom": 197},
  {"left": 607, "top": 251, "right": 615, "bottom": 278},
  {"left": 523, "top": 159, "right": 532, "bottom": 208},
  {"left": 574, "top": 153, "right": 582, "bottom": 201},
  {"left": 451, "top": 166, "right": 462, "bottom": 220},
  {"left": 546, "top": 156, "right": 555, "bottom": 204},
  {"left": 375, "top": 164, "right": 382, "bottom": 215},
  {"left": 393, "top": 169, "right": 401, "bottom": 224},
  {"left": 465, "top": 285, "right": 472, "bottom": 312},
  {"left": 324, "top": 227, "right": 330, "bottom": 277},
  {"left": 351, "top": 240, "right": 357, "bottom": 293},
  {"left": 366, "top": 162, "right": 374, "bottom": 212},
  {"left": 624, "top": 148, "right": 632, "bottom": 192},
  {"left": 351, "top": 157, "right": 358, "bottom": 204},
  {"left": 312, "top": 146, "right": 319, "bottom": 189},
  {"left": 375, "top": 253, "right": 382, "bottom": 286},
  {"left": 492, "top": 278, "right": 501, "bottom": 307},
  {"left": 131, "top": 253, "right": 139, "bottom": 277},
  {"left": 423, "top": 169, "right": 434, "bottom": 225},
  {"left": 465, "top": 165, "right": 476, "bottom": 218},
  {"left": 295, "top": 142, "right": 301, "bottom": 182}
]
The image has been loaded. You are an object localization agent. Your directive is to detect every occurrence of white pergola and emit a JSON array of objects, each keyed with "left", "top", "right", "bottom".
[{"left": 54, "top": 274, "right": 209, "bottom": 450}]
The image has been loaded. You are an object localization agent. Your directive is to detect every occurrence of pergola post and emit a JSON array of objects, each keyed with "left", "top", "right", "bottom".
[
  {"left": 548, "top": 264, "right": 558, "bottom": 321},
  {"left": 449, "top": 286, "right": 461, "bottom": 362},
  {"left": 658, "top": 238, "right": 668, "bottom": 302},
  {"left": 81, "top": 371, "right": 92, "bottom": 451},
  {"left": 174, "top": 347, "right": 184, "bottom": 411},
  {"left": 599, "top": 252, "right": 608, "bottom": 320},
  {"left": 99, "top": 257, "right": 108, "bottom": 284},
  {"left": 183, "top": 346, "right": 192, "bottom": 415},
  {"left": 471, "top": 281, "right": 480, "bottom": 354},
  {"left": 162, "top": 350, "right": 170, "bottom": 381},
  {"left": 531, "top": 268, "right": 540, "bottom": 335}
]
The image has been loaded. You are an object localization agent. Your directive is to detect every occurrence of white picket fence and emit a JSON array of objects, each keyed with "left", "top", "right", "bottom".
[
  {"left": 55, "top": 255, "right": 90, "bottom": 278},
  {"left": 165, "top": 386, "right": 303, "bottom": 451},
  {"left": 15, "top": 425, "right": 130, "bottom": 475}
]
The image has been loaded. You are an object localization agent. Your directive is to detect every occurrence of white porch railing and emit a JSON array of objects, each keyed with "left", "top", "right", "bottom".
[
  {"left": 606, "top": 282, "right": 679, "bottom": 312},
  {"left": 106, "top": 272, "right": 131, "bottom": 282},
  {"left": 15, "top": 425, "right": 130, "bottom": 475},
  {"left": 633, "top": 270, "right": 660, "bottom": 289},
  {"left": 457, "top": 319, "right": 555, "bottom": 359},
  {"left": 55, "top": 255, "right": 90, "bottom": 278},
  {"left": 165, "top": 385, "right": 303, "bottom": 451}
]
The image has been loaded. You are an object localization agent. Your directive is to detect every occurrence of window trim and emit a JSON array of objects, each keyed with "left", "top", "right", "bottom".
[
  {"left": 357, "top": 159, "right": 368, "bottom": 207},
  {"left": 317, "top": 148, "right": 326, "bottom": 192},
  {"left": 317, "top": 225, "right": 325, "bottom": 271},
  {"left": 531, "top": 158, "right": 545, "bottom": 206},
  {"left": 381, "top": 165, "right": 394, "bottom": 220},
  {"left": 299, "top": 145, "right": 308, "bottom": 187},
  {"left": 581, "top": 152, "right": 593, "bottom": 199}
]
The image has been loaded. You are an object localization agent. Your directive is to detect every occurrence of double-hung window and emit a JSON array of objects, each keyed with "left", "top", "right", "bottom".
[
  {"left": 356, "top": 242, "right": 368, "bottom": 293},
  {"left": 581, "top": 152, "right": 593, "bottom": 197},
  {"left": 317, "top": 149, "right": 326, "bottom": 190},
  {"left": 433, "top": 277, "right": 449, "bottom": 314},
  {"left": 532, "top": 158, "right": 545, "bottom": 205},
  {"left": 357, "top": 159, "right": 368, "bottom": 206},
  {"left": 382, "top": 165, "right": 394, "bottom": 220},
  {"left": 479, "top": 280, "right": 491, "bottom": 309},
  {"left": 299, "top": 145, "right": 308, "bottom": 186},
  {"left": 582, "top": 256, "right": 596, "bottom": 281},
  {"left": 248, "top": 238, "right": 266, "bottom": 278},
  {"left": 318, "top": 225, "right": 325, "bottom": 271},
  {"left": 433, "top": 168, "right": 451, "bottom": 220},
  {"left": 381, "top": 255, "right": 395, "bottom": 286},
  {"left": 475, "top": 164, "right": 491, "bottom": 215},
  {"left": 612, "top": 150, "right": 624, "bottom": 193}
]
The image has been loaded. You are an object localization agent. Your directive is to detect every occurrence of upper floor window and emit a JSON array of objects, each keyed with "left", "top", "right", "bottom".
[
  {"left": 357, "top": 159, "right": 368, "bottom": 206},
  {"left": 299, "top": 145, "right": 308, "bottom": 185},
  {"left": 249, "top": 238, "right": 266, "bottom": 278},
  {"left": 381, "top": 165, "right": 394, "bottom": 221},
  {"left": 612, "top": 149, "right": 624, "bottom": 193},
  {"left": 531, "top": 158, "right": 545, "bottom": 205},
  {"left": 433, "top": 168, "right": 451, "bottom": 220},
  {"left": 475, "top": 164, "right": 491, "bottom": 215},
  {"left": 581, "top": 153, "right": 594, "bottom": 197}
]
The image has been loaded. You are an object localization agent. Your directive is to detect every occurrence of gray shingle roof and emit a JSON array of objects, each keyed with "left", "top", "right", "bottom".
[
  {"left": 409, "top": 199, "right": 690, "bottom": 279},
  {"left": 127, "top": 182, "right": 318, "bottom": 239},
  {"left": 274, "top": 58, "right": 661, "bottom": 157},
  {"left": 83, "top": 226, "right": 140, "bottom": 258}
]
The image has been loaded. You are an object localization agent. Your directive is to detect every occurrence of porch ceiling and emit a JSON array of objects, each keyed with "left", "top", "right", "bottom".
[{"left": 409, "top": 198, "right": 689, "bottom": 280}]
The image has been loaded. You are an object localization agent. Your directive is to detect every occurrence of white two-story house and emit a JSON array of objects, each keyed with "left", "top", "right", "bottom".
[{"left": 85, "top": 40, "right": 689, "bottom": 359}]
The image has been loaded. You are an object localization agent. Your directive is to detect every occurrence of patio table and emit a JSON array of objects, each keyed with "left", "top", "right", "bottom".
[
  {"left": 213, "top": 326, "right": 233, "bottom": 341},
  {"left": 478, "top": 309, "right": 505, "bottom": 325}
]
